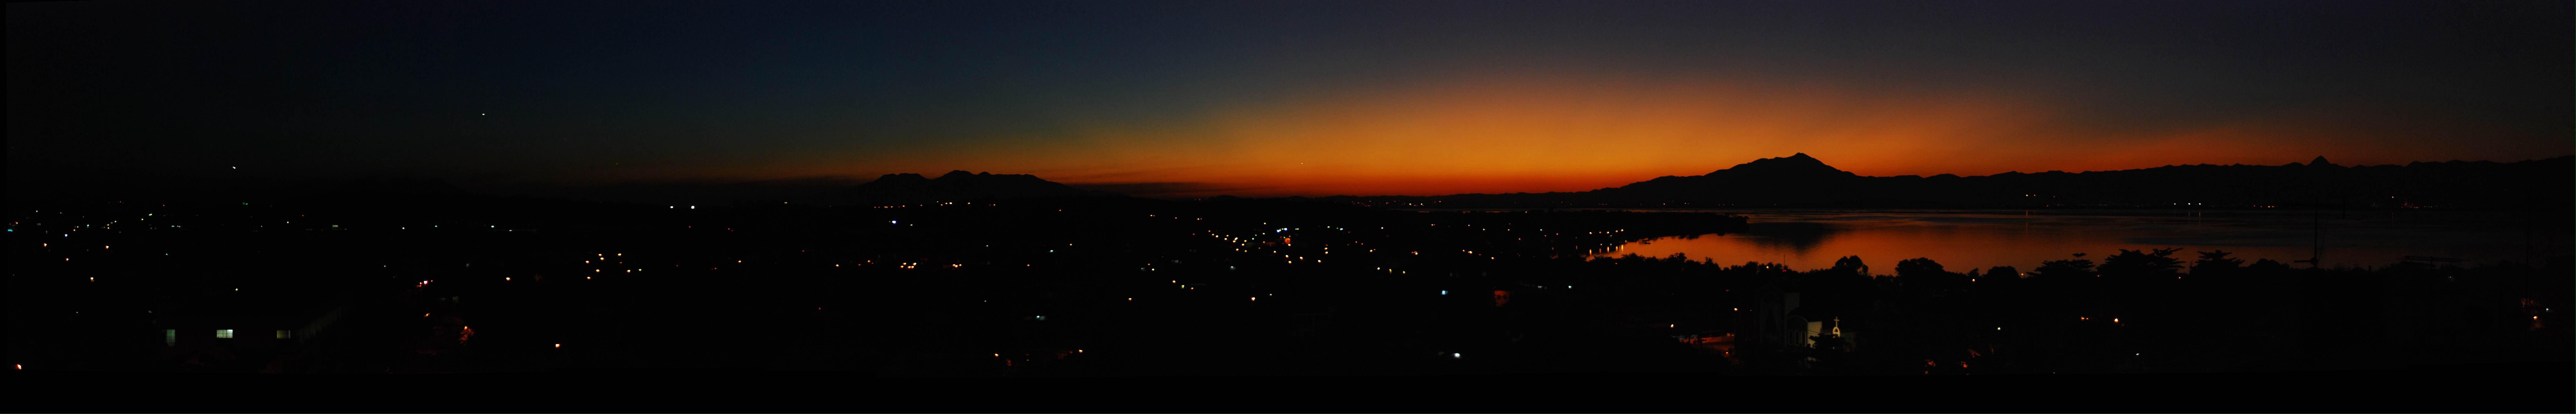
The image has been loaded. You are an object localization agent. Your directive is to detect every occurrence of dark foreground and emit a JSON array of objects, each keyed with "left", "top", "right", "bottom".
[{"left": 10, "top": 196, "right": 2569, "bottom": 411}]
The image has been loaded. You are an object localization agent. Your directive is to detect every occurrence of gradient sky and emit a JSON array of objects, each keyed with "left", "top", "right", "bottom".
[{"left": 9, "top": 0, "right": 2568, "bottom": 199}]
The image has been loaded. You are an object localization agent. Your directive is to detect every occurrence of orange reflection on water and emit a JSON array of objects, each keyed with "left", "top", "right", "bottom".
[{"left": 1592, "top": 210, "right": 2559, "bottom": 273}]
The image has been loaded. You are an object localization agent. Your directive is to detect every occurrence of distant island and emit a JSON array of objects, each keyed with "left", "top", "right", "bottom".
[{"left": 1265, "top": 153, "right": 2575, "bottom": 210}]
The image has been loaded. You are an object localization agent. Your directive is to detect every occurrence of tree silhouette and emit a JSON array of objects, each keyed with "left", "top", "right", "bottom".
[
  {"left": 1895, "top": 257, "right": 1945, "bottom": 276},
  {"left": 1833, "top": 256, "right": 1870, "bottom": 275},
  {"left": 2100, "top": 248, "right": 2185, "bottom": 278},
  {"left": 2035, "top": 257, "right": 2096, "bottom": 278},
  {"left": 2191, "top": 250, "right": 2244, "bottom": 275},
  {"left": 1897, "top": 257, "right": 1968, "bottom": 293}
]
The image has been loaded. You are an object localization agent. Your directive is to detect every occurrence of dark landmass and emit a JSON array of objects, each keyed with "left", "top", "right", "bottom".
[
  {"left": 6, "top": 156, "right": 2567, "bottom": 414},
  {"left": 10, "top": 195, "right": 2564, "bottom": 381},
  {"left": 835, "top": 170, "right": 1116, "bottom": 206},
  {"left": 1305, "top": 154, "right": 2576, "bottom": 210}
]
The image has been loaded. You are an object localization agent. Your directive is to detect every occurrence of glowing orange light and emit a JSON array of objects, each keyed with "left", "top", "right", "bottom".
[{"left": 554, "top": 344, "right": 562, "bottom": 348}]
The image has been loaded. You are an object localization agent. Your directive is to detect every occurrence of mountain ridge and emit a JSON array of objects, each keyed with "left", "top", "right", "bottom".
[
  {"left": 836, "top": 170, "right": 1115, "bottom": 205},
  {"left": 1276, "top": 154, "right": 2575, "bottom": 209}
]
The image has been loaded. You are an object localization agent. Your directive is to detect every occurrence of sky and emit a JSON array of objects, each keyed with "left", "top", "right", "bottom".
[{"left": 8, "top": 0, "right": 2569, "bottom": 199}]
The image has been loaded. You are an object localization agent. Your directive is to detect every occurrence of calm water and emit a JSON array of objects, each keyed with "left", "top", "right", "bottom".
[{"left": 1576, "top": 209, "right": 2569, "bottom": 273}]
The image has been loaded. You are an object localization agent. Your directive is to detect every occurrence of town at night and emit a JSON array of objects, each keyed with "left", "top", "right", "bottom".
[{"left": 8, "top": 1, "right": 2569, "bottom": 412}]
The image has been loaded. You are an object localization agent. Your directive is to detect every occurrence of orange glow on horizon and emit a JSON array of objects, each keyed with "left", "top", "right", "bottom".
[{"left": 698, "top": 73, "right": 2550, "bottom": 198}]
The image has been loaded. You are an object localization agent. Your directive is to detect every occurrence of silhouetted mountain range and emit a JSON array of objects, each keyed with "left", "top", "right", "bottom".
[
  {"left": 1315, "top": 153, "right": 2575, "bottom": 209},
  {"left": 835, "top": 170, "right": 1115, "bottom": 205},
  {"left": 19, "top": 155, "right": 2565, "bottom": 211}
]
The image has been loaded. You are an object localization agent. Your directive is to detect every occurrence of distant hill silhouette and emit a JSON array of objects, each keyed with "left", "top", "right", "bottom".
[
  {"left": 835, "top": 170, "right": 1115, "bottom": 205},
  {"left": 1312, "top": 153, "right": 2575, "bottom": 209}
]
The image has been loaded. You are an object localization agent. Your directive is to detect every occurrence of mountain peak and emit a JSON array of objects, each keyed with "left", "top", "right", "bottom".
[
  {"left": 1710, "top": 153, "right": 1853, "bottom": 177},
  {"left": 843, "top": 170, "right": 1106, "bottom": 205}
]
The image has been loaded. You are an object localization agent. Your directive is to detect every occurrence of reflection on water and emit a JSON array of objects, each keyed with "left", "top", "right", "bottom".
[{"left": 1592, "top": 209, "right": 2570, "bottom": 273}]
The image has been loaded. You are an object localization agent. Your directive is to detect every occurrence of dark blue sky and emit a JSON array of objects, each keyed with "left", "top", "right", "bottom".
[{"left": 9, "top": 0, "right": 2568, "bottom": 198}]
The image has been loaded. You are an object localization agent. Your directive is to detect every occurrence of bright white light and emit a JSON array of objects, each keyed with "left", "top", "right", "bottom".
[
  {"left": 1452, "top": 353, "right": 1461, "bottom": 358},
  {"left": 1439, "top": 290, "right": 1447, "bottom": 295}
]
